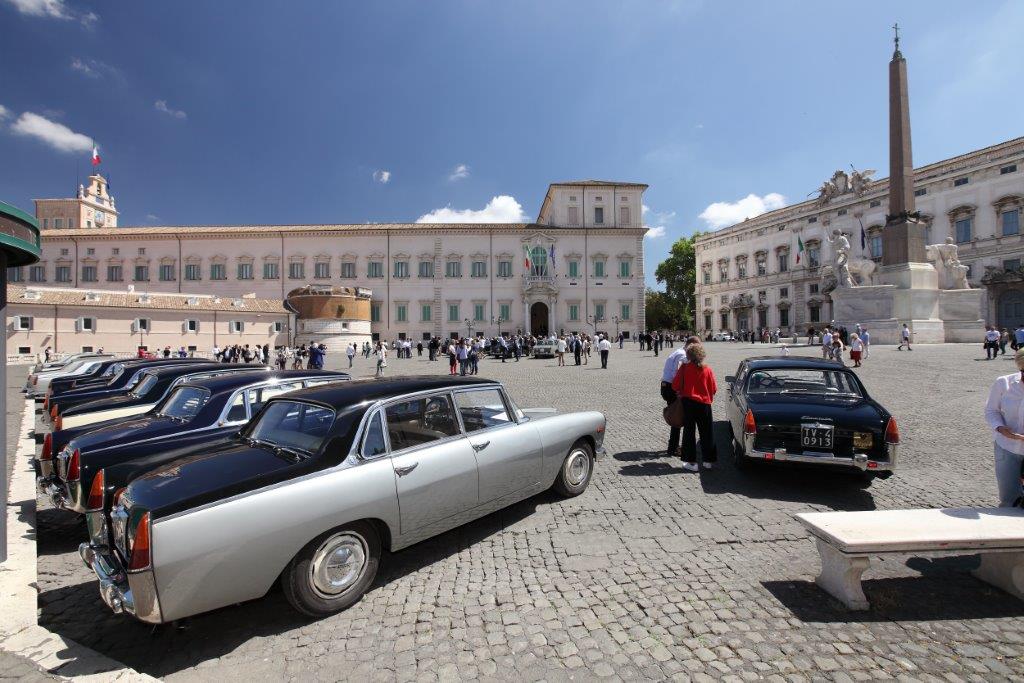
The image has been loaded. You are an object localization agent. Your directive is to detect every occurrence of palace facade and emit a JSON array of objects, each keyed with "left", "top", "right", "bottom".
[
  {"left": 693, "top": 137, "right": 1024, "bottom": 337},
  {"left": 7, "top": 177, "right": 648, "bottom": 355}
]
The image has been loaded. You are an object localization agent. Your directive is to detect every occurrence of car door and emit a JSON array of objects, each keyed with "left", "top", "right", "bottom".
[
  {"left": 454, "top": 387, "right": 541, "bottom": 503},
  {"left": 728, "top": 362, "right": 748, "bottom": 438},
  {"left": 386, "top": 392, "right": 479, "bottom": 536}
]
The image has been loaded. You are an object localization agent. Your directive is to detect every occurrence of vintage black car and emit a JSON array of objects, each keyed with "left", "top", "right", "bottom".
[
  {"left": 80, "top": 376, "right": 606, "bottom": 623},
  {"left": 47, "top": 357, "right": 212, "bottom": 407},
  {"left": 50, "top": 370, "right": 349, "bottom": 513},
  {"left": 726, "top": 357, "right": 898, "bottom": 482}
]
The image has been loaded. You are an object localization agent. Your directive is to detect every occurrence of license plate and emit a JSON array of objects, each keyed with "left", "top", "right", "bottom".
[{"left": 801, "top": 424, "right": 834, "bottom": 450}]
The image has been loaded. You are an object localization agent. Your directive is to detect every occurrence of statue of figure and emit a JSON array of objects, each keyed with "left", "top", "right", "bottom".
[
  {"left": 824, "top": 229, "right": 855, "bottom": 288},
  {"left": 811, "top": 180, "right": 837, "bottom": 206},
  {"left": 849, "top": 168, "right": 876, "bottom": 196},
  {"left": 831, "top": 170, "right": 850, "bottom": 195},
  {"left": 926, "top": 237, "right": 971, "bottom": 289}
]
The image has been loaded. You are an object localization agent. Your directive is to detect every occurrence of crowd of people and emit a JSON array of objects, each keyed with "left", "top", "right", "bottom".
[{"left": 984, "top": 325, "right": 1024, "bottom": 360}]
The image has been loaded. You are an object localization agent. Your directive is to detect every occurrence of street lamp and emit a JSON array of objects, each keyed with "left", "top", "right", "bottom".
[
  {"left": 464, "top": 318, "right": 475, "bottom": 339},
  {"left": 491, "top": 315, "right": 504, "bottom": 337},
  {"left": 611, "top": 315, "right": 621, "bottom": 339},
  {"left": 586, "top": 314, "right": 602, "bottom": 335}
]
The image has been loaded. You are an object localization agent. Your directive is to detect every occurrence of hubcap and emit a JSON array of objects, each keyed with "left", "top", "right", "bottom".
[
  {"left": 564, "top": 449, "right": 590, "bottom": 486},
  {"left": 310, "top": 532, "right": 368, "bottom": 598}
]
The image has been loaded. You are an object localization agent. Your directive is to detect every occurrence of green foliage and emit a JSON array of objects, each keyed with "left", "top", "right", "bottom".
[{"left": 651, "top": 231, "right": 702, "bottom": 329}]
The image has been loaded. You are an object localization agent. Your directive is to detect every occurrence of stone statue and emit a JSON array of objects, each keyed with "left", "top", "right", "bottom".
[
  {"left": 824, "top": 229, "right": 855, "bottom": 288},
  {"left": 926, "top": 237, "right": 971, "bottom": 289},
  {"left": 812, "top": 167, "right": 877, "bottom": 204},
  {"left": 811, "top": 180, "right": 838, "bottom": 206},
  {"left": 820, "top": 259, "right": 876, "bottom": 293},
  {"left": 849, "top": 168, "right": 876, "bottom": 196},
  {"left": 831, "top": 170, "right": 849, "bottom": 195}
]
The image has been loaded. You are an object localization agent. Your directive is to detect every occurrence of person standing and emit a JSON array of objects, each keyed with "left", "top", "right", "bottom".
[
  {"left": 660, "top": 339, "right": 693, "bottom": 458},
  {"left": 849, "top": 333, "right": 864, "bottom": 367},
  {"left": 556, "top": 335, "right": 567, "bottom": 367},
  {"left": 984, "top": 349, "right": 1024, "bottom": 506},
  {"left": 1000, "top": 328, "right": 1010, "bottom": 356},
  {"left": 374, "top": 342, "right": 387, "bottom": 377},
  {"left": 572, "top": 334, "right": 582, "bottom": 366},
  {"left": 821, "top": 327, "right": 833, "bottom": 359},
  {"left": 346, "top": 343, "right": 356, "bottom": 368},
  {"left": 984, "top": 326, "right": 1001, "bottom": 360},
  {"left": 671, "top": 344, "right": 718, "bottom": 472},
  {"left": 598, "top": 334, "right": 611, "bottom": 369},
  {"left": 1014, "top": 324, "right": 1024, "bottom": 352},
  {"left": 861, "top": 327, "right": 871, "bottom": 358},
  {"left": 897, "top": 323, "right": 912, "bottom": 351}
]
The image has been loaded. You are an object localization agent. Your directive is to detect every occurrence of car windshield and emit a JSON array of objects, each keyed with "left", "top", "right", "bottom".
[
  {"left": 101, "top": 362, "right": 122, "bottom": 379},
  {"left": 129, "top": 373, "right": 159, "bottom": 398},
  {"left": 156, "top": 386, "right": 211, "bottom": 421},
  {"left": 746, "top": 368, "right": 863, "bottom": 397},
  {"left": 245, "top": 400, "right": 335, "bottom": 458}
]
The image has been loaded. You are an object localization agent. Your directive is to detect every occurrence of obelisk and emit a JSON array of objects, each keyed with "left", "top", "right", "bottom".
[{"left": 882, "top": 24, "right": 927, "bottom": 265}]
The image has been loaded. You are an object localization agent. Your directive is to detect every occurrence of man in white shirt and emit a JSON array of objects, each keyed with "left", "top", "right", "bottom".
[
  {"left": 985, "top": 326, "right": 1001, "bottom": 360},
  {"left": 660, "top": 336, "right": 699, "bottom": 457},
  {"left": 897, "top": 323, "right": 912, "bottom": 351},
  {"left": 861, "top": 328, "right": 871, "bottom": 358},
  {"left": 821, "top": 328, "right": 833, "bottom": 358},
  {"left": 346, "top": 343, "right": 356, "bottom": 368},
  {"left": 984, "top": 349, "right": 1024, "bottom": 505},
  {"left": 598, "top": 334, "right": 612, "bottom": 369}
]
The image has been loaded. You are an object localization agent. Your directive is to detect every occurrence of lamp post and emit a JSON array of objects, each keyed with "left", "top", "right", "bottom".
[
  {"left": 0, "top": 200, "right": 41, "bottom": 564},
  {"left": 586, "top": 314, "right": 602, "bottom": 335},
  {"left": 491, "top": 315, "right": 504, "bottom": 337},
  {"left": 611, "top": 315, "right": 621, "bottom": 339},
  {"left": 464, "top": 318, "right": 475, "bottom": 339}
]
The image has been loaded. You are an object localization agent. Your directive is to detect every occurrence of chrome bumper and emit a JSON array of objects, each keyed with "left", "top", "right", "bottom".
[
  {"left": 42, "top": 479, "right": 70, "bottom": 509},
  {"left": 79, "top": 543, "right": 163, "bottom": 623},
  {"left": 743, "top": 434, "right": 896, "bottom": 472},
  {"left": 595, "top": 446, "right": 607, "bottom": 460}
]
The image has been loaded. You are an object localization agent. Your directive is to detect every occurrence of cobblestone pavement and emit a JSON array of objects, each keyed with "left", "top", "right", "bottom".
[{"left": 26, "top": 344, "right": 1024, "bottom": 681}]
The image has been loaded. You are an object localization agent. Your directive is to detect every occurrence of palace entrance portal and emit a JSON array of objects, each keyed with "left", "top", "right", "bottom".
[
  {"left": 999, "top": 290, "right": 1024, "bottom": 329},
  {"left": 530, "top": 302, "right": 549, "bottom": 336}
]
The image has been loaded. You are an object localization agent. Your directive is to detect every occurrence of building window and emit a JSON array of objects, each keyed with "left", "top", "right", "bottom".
[
  {"left": 56, "top": 266, "right": 71, "bottom": 282},
  {"left": 6, "top": 267, "right": 23, "bottom": 282},
  {"left": 471, "top": 261, "right": 487, "bottom": 278},
  {"left": 112, "top": 248, "right": 119, "bottom": 255},
  {"left": 340, "top": 262, "right": 355, "bottom": 279},
  {"left": 288, "top": 262, "right": 304, "bottom": 280},
  {"left": 955, "top": 218, "right": 972, "bottom": 243},
  {"left": 779, "top": 287, "right": 789, "bottom": 298},
  {"left": 595, "top": 303, "right": 605, "bottom": 321},
  {"left": 54, "top": 218, "right": 64, "bottom": 229},
  {"left": 14, "top": 315, "right": 32, "bottom": 330},
  {"left": 68, "top": 219, "right": 75, "bottom": 228},
  {"left": 618, "top": 260, "right": 630, "bottom": 278},
  {"left": 421, "top": 304, "right": 432, "bottom": 322},
  {"left": 778, "top": 254, "right": 788, "bottom": 273},
  {"left": 807, "top": 217, "right": 817, "bottom": 224},
  {"left": 367, "top": 261, "right": 384, "bottom": 278},
  {"left": 869, "top": 234, "right": 883, "bottom": 259},
  {"left": 779, "top": 309, "right": 789, "bottom": 327},
  {"left": 620, "top": 303, "right": 631, "bottom": 320},
  {"left": 29, "top": 265, "right": 45, "bottom": 282},
  {"left": 594, "top": 207, "right": 604, "bottom": 225},
  {"left": 228, "top": 320, "right": 244, "bottom": 333},
  {"left": 418, "top": 261, "right": 434, "bottom": 278},
  {"left": 497, "top": 260, "right": 512, "bottom": 278},
  {"left": 737, "top": 261, "right": 747, "bottom": 278},
  {"left": 567, "top": 206, "right": 579, "bottom": 225},
  {"left": 396, "top": 304, "right": 408, "bottom": 322},
  {"left": 914, "top": 188, "right": 927, "bottom": 197},
  {"left": 42, "top": 219, "right": 48, "bottom": 229},
  {"left": 107, "top": 265, "right": 123, "bottom": 281},
  {"left": 620, "top": 206, "right": 630, "bottom": 225},
  {"left": 393, "top": 261, "right": 409, "bottom": 279},
  {"left": 809, "top": 306, "right": 821, "bottom": 323},
  {"left": 473, "top": 303, "right": 485, "bottom": 321},
  {"left": 60, "top": 248, "right": 69, "bottom": 256},
  {"left": 499, "top": 303, "right": 511, "bottom": 321},
  {"left": 370, "top": 303, "right": 381, "bottom": 322},
  {"left": 184, "top": 263, "right": 201, "bottom": 281},
  {"left": 704, "top": 314, "right": 712, "bottom": 330},
  {"left": 593, "top": 260, "right": 605, "bottom": 278},
  {"left": 138, "top": 248, "right": 146, "bottom": 255},
  {"left": 569, "top": 304, "right": 579, "bottom": 322},
  {"left": 954, "top": 177, "right": 969, "bottom": 187},
  {"left": 237, "top": 263, "right": 253, "bottom": 280},
  {"left": 870, "top": 199, "right": 881, "bottom": 208},
  {"left": 837, "top": 209, "right": 847, "bottom": 216},
  {"left": 809, "top": 283, "right": 819, "bottom": 294},
  {"left": 704, "top": 297, "right": 711, "bottom": 306},
  {"left": 529, "top": 247, "right": 548, "bottom": 277},
  {"left": 702, "top": 270, "right": 711, "bottom": 285},
  {"left": 134, "top": 265, "right": 149, "bottom": 281},
  {"left": 1002, "top": 209, "right": 1020, "bottom": 236},
  {"left": 186, "top": 319, "right": 199, "bottom": 332},
  {"left": 721, "top": 295, "right": 728, "bottom": 305},
  {"left": 208, "top": 263, "right": 225, "bottom": 280},
  {"left": 134, "top": 318, "right": 151, "bottom": 332},
  {"left": 448, "top": 304, "right": 459, "bottom": 322},
  {"left": 1001, "top": 164, "right": 1017, "bottom": 175},
  {"left": 720, "top": 312, "right": 728, "bottom": 329},
  {"left": 568, "top": 261, "right": 579, "bottom": 278},
  {"left": 86, "top": 248, "right": 95, "bottom": 255},
  {"left": 445, "top": 261, "right": 462, "bottom": 278},
  {"left": 1005, "top": 259, "right": 1022, "bottom": 273},
  {"left": 78, "top": 317, "right": 96, "bottom": 332},
  {"left": 263, "top": 262, "right": 279, "bottom": 280},
  {"left": 756, "top": 258, "right": 767, "bottom": 276},
  {"left": 807, "top": 245, "right": 820, "bottom": 269}
]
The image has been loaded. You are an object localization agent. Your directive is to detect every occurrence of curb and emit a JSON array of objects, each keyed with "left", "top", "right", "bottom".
[{"left": 1, "top": 399, "right": 158, "bottom": 682}]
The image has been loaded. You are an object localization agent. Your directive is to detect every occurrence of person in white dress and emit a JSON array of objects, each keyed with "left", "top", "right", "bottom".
[{"left": 556, "top": 336, "right": 568, "bottom": 367}]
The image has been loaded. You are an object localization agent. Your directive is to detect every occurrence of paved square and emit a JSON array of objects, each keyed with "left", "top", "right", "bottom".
[{"left": 23, "top": 343, "right": 1024, "bottom": 680}]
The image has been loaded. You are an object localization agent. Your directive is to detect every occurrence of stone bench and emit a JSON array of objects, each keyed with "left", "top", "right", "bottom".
[{"left": 795, "top": 507, "right": 1024, "bottom": 610}]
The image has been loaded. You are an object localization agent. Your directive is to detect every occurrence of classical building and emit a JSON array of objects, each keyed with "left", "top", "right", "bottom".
[
  {"left": 6, "top": 176, "right": 647, "bottom": 354},
  {"left": 693, "top": 136, "right": 1024, "bottom": 337}
]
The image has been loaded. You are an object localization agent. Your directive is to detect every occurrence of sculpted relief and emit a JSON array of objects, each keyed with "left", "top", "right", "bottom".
[
  {"left": 926, "top": 237, "right": 971, "bottom": 290},
  {"left": 811, "top": 167, "right": 877, "bottom": 206}
]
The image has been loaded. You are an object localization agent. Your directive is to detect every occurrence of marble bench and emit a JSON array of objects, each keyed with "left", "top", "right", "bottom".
[{"left": 795, "top": 507, "right": 1024, "bottom": 610}]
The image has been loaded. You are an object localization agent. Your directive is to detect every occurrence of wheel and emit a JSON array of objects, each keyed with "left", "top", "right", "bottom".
[
  {"left": 733, "top": 436, "right": 752, "bottom": 471},
  {"left": 552, "top": 440, "right": 594, "bottom": 497},
  {"left": 282, "top": 521, "right": 381, "bottom": 618}
]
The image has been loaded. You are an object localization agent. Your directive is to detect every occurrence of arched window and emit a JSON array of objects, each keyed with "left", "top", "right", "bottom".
[{"left": 530, "top": 246, "right": 548, "bottom": 276}]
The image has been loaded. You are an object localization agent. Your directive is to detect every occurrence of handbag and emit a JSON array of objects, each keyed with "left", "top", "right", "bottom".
[{"left": 663, "top": 397, "right": 686, "bottom": 428}]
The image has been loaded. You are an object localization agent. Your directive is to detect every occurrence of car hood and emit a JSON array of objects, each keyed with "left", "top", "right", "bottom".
[
  {"left": 747, "top": 394, "right": 886, "bottom": 427},
  {"left": 128, "top": 440, "right": 321, "bottom": 518},
  {"left": 70, "top": 414, "right": 178, "bottom": 453}
]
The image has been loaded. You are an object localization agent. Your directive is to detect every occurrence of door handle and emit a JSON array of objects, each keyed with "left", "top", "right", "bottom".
[
  {"left": 472, "top": 441, "right": 490, "bottom": 452},
  {"left": 394, "top": 462, "right": 418, "bottom": 477}
]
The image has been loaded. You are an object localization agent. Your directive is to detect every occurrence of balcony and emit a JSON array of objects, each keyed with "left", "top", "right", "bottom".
[{"left": 523, "top": 274, "right": 556, "bottom": 286}]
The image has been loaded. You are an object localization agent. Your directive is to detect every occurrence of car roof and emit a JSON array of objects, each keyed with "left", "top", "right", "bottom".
[
  {"left": 142, "top": 362, "right": 247, "bottom": 379},
  {"left": 282, "top": 375, "right": 499, "bottom": 406},
  {"left": 741, "top": 356, "right": 848, "bottom": 370},
  {"left": 180, "top": 370, "right": 350, "bottom": 393}
]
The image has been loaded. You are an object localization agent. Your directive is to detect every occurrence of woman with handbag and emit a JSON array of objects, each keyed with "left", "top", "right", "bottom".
[{"left": 671, "top": 344, "right": 718, "bottom": 472}]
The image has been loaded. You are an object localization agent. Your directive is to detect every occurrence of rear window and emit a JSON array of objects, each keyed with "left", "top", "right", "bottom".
[
  {"left": 247, "top": 400, "right": 335, "bottom": 456},
  {"left": 454, "top": 389, "right": 511, "bottom": 432},
  {"left": 746, "top": 368, "right": 862, "bottom": 397},
  {"left": 129, "top": 373, "right": 159, "bottom": 398},
  {"left": 157, "top": 387, "right": 211, "bottom": 421},
  {"left": 385, "top": 395, "right": 460, "bottom": 451}
]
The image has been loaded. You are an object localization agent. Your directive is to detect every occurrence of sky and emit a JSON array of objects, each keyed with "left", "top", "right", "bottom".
[{"left": 2, "top": 0, "right": 1022, "bottom": 289}]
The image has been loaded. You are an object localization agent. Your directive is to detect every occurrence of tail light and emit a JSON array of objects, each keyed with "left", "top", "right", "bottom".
[
  {"left": 43, "top": 396, "right": 49, "bottom": 411},
  {"left": 55, "top": 416, "right": 62, "bottom": 431},
  {"left": 41, "top": 433, "right": 53, "bottom": 462},
  {"left": 49, "top": 404, "right": 58, "bottom": 421},
  {"left": 112, "top": 487, "right": 126, "bottom": 508},
  {"left": 885, "top": 417, "right": 900, "bottom": 444},
  {"left": 128, "top": 512, "right": 152, "bottom": 571},
  {"left": 743, "top": 409, "right": 757, "bottom": 435},
  {"left": 87, "top": 469, "right": 105, "bottom": 511},
  {"left": 33, "top": 375, "right": 38, "bottom": 386},
  {"left": 67, "top": 448, "right": 81, "bottom": 482}
]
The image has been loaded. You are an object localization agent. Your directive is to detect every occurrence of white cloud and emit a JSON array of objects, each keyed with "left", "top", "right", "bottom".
[
  {"left": 154, "top": 99, "right": 187, "bottom": 119},
  {"left": 71, "top": 57, "right": 117, "bottom": 79},
  {"left": 373, "top": 170, "right": 391, "bottom": 184},
  {"left": 4, "top": 0, "right": 97, "bottom": 24},
  {"left": 10, "top": 111, "right": 92, "bottom": 153},
  {"left": 0, "top": 104, "right": 9, "bottom": 121},
  {"left": 642, "top": 203, "right": 675, "bottom": 239},
  {"left": 145, "top": 213, "right": 159, "bottom": 222},
  {"left": 698, "top": 192, "right": 786, "bottom": 229},
  {"left": 448, "top": 163, "right": 469, "bottom": 182},
  {"left": 416, "top": 195, "right": 527, "bottom": 224},
  {"left": 645, "top": 225, "right": 666, "bottom": 239}
]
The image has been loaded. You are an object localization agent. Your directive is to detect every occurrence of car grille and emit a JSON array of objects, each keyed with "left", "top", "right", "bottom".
[
  {"left": 754, "top": 424, "right": 886, "bottom": 460},
  {"left": 55, "top": 446, "right": 72, "bottom": 480},
  {"left": 111, "top": 503, "right": 130, "bottom": 562}
]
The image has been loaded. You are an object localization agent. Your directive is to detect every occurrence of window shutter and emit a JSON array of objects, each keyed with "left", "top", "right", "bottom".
[{"left": 75, "top": 317, "right": 82, "bottom": 333}]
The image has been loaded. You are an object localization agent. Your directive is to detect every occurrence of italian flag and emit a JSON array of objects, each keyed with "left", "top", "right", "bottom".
[
  {"left": 523, "top": 244, "right": 532, "bottom": 269},
  {"left": 796, "top": 235, "right": 804, "bottom": 264},
  {"left": 91, "top": 145, "right": 101, "bottom": 167}
]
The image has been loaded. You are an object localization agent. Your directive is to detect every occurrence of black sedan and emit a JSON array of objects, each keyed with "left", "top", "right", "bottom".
[
  {"left": 726, "top": 357, "right": 899, "bottom": 482},
  {"left": 46, "top": 358, "right": 212, "bottom": 416},
  {"left": 50, "top": 370, "right": 349, "bottom": 514}
]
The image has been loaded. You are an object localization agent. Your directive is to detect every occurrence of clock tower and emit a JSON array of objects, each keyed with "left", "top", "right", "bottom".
[{"left": 34, "top": 173, "right": 119, "bottom": 230}]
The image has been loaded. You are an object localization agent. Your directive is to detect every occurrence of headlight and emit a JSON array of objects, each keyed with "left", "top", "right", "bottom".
[{"left": 853, "top": 432, "right": 873, "bottom": 449}]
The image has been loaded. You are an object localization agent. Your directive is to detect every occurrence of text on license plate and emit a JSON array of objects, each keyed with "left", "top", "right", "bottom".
[{"left": 801, "top": 425, "right": 834, "bottom": 449}]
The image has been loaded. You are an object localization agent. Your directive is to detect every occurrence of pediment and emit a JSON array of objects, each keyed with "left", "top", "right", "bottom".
[{"left": 522, "top": 232, "right": 557, "bottom": 244}]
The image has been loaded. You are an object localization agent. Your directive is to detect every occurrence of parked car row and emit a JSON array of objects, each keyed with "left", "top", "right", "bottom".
[{"left": 32, "top": 360, "right": 606, "bottom": 625}]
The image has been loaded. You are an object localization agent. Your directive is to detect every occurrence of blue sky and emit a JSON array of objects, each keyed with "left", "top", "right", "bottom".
[{"left": 2, "top": 1, "right": 1021, "bottom": 288}]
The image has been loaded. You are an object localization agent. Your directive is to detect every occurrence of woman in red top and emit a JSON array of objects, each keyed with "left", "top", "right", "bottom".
[{"left": 671, "top": 344, "right": 718, "bottom": 472}]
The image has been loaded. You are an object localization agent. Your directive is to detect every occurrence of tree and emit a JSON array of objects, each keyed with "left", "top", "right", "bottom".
[
  {"left": 644, "top": 289, "right": 679, "bottom": 330},
  {"left": 653, "top": 231, "right": 702, "bottom": 330}
]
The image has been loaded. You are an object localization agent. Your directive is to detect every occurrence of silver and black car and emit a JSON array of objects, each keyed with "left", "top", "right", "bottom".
[
  {"left": 726, "top": 357, "right": 899, "bottom": 481},
  {"left": 80, "top": 376, "right": 606, "bottom": 623}
]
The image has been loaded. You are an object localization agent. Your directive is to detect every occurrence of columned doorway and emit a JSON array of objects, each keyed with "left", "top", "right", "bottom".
[
  {"left": 998, "top": 290, "right": 1024, "bottom": 329},
  {"left": 530, "top": 302, "right": 549, "bottom": 336}
]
